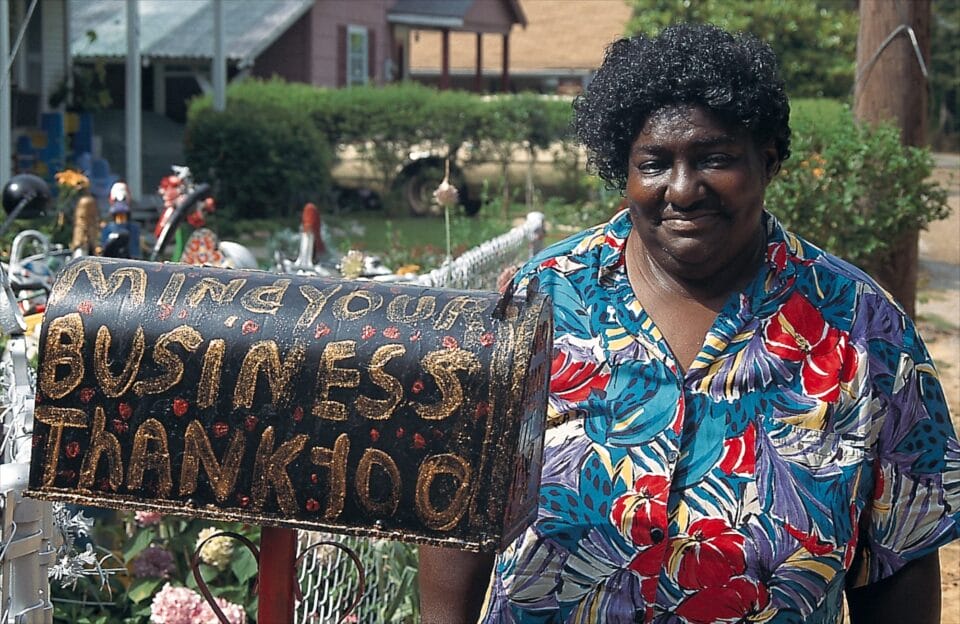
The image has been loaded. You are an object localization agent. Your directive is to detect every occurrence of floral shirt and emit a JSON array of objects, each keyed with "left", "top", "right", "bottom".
[{"left": 480, "top": 210, "right": 959, "bottom": 624}]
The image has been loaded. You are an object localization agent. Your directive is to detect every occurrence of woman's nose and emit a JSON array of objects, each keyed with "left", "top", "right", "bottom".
[{"left": 664, "top": 165, "right": 704, "bottom": 208}]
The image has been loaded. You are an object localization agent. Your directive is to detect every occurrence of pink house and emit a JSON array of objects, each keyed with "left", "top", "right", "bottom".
[{"left": 70, "top": 0, "right": 527, "bottom": 121}]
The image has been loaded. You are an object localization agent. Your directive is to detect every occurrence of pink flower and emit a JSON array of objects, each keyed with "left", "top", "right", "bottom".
[
  {"left": 763, "top": 292, "right": 858, "bottom": 401},
  {"left": 150, "top": 582, "right": 246, "bottom": 624},
  {"left": 135, "top": 511, "right": 164, "bottom": 526}
]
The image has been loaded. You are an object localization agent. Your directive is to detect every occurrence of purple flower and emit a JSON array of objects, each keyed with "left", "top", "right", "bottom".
[{"left": 132, "top": 545, "right": 176, "bottom": 579}]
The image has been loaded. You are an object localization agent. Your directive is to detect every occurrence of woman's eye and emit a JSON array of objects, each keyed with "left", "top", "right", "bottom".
[
  {"left": 701, "top": 154, "right": 733, "bottom": 168},
  {"left": 636, "top": 161, "right": 665, "bottom": 174}
]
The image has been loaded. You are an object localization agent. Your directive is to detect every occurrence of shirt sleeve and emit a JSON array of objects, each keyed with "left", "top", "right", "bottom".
[{"left": 853, "top": 312, "right": 960, "bottom": 586}]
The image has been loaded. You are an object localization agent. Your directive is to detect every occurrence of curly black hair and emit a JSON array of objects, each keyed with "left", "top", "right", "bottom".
[{"left": 573, "top": 23, "right": 791, "bottom": 191}]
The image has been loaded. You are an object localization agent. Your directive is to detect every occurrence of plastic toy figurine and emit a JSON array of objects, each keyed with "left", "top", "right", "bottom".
[{"left": 100, "top": 181, "right": 141, "bottom": 258}]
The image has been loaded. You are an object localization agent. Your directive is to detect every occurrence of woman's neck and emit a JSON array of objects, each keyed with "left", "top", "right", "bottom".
[{"left": 626, "top": 224, "right": 767, "bottom": 306}]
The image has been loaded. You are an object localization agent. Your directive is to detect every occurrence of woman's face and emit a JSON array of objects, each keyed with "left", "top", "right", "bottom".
[{"left": 626, "top": 104, "right": 779, "bottom": 282}]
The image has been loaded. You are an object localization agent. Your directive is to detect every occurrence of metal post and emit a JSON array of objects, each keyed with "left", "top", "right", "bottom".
[
  {"left": 0, "top": 260, "right": 53, "bottom": 623},
  {"left": 257, "top": 527, "right": 298, "bottom": 624},
  {"left": 1, "top": 0, "right": 11, "bottom": 188},
  {"left": 212, "top": 0, "right": 226, "bottom": 111}
]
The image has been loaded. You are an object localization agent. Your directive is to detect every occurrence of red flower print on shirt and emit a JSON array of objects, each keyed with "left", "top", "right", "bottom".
[
  {"left": 550, "top": 348, "right": 610, "bottom": 403},
  {"left": 675, "top": 576, "right": 769, "bottom": 624},
  {"left": 610, "top": 474, "right": 669, "bottom": 546},
  {"left": 672, "top": 518, "right": 746, "bottom": 590},
  {"left": 784, "top": 523, "right": 834, "bottom": 556},
  {"left": 718, "top": 422, "right": 756, "bottom": 476},
  {"left": 763, "top": 292, "right": 858, "bottom": 402}
]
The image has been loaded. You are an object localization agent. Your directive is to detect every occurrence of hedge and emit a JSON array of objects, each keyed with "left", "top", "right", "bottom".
[
  {"left": 186, "top": 80, "right": 576, "bottom": 216},
  {"left": 184, "top": 98, "right": 332, "bottom": 219}
]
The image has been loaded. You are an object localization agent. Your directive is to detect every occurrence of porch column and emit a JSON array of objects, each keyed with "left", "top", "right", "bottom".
[
  {"left": 474, "top": 33, "right": 483, "bottom": 92},
  {"left": 125, "top": 0, "right": 142, "bottom": 200},
  {"left": 500, "top": 33, "right": 510, "bottom": 93},
  {"left": 153, "top": 63, "right": 166, "bottom": 116},
  {"left": 440, "top": 28, "right": 450, "bottom": 90}
]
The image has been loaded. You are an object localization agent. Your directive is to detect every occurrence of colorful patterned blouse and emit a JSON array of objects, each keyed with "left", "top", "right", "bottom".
[{"left": 480, "top": 210, "right": 959, "bottom": 623}]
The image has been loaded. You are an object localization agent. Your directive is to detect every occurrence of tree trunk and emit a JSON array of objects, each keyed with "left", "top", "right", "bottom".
[{"left": 853, "top": 0, "right": 931, "bottom": 318}]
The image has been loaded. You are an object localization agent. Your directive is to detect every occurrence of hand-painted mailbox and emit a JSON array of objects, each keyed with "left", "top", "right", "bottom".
[{"left": 27, "top": 258, "right": 551, "bottom": 552}]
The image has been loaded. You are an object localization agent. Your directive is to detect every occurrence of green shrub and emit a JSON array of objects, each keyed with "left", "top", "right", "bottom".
[
  {"left": 767, "top": 101, "right": 949, "bottom": 271},
  {"left": 186, "top": 80, "right": 580, "bottom": 216},
  {"left": 184, "top": 100, "right": 333, "bottom": 219}
]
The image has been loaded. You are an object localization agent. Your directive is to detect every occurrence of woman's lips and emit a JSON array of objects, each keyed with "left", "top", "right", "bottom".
[{"left": 659, "top": 212, "right": 722, "bottom": 233}]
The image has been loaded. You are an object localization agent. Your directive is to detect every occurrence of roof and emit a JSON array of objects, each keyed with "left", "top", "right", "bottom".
[
  {"left": 409, "top": 0, "right": 630, "bottom": 74},
  {"left": 70, "top": 0, "right": 313, "bottom": 64},
  {"left": 388, "top": 0, "right": 526, "bottom": 32}
]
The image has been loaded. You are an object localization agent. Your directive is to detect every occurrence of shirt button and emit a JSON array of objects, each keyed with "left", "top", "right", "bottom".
[
  {"left": 667, "top": 450, "right": 679, "bottom": 462},
  {"left": 650, "top": 527, "right": 665, "bottom": 544}
]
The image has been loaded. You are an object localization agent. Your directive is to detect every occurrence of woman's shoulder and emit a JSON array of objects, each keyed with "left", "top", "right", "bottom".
[{"left": 517, "top": 211, "right": 630, "bottom": 284}]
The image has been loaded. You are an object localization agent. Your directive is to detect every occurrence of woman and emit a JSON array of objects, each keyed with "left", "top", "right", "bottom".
[{"left": 419, "top": 24, "right": 958, "bottom": 623}]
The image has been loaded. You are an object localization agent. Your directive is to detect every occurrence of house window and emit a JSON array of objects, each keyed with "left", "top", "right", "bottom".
[{"left": 346, "top": 25, "right": 369, "bottom": 86}]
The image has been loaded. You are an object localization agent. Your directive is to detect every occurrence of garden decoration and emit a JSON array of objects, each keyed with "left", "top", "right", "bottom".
[
  {"left": 27, "top": 257, "right": 553, "bottom": 621},
  {"left": 152, "top": 166, "right": 258, "bottom": 270},
  {"left": 100, "top": 182, "right": 141, "bottom": 259},
  {"left": 432, "top": 159, "right": 459, "bottom": 265},
  {"left": 1, "top": 174, "right": 51, "bottom": 238}
]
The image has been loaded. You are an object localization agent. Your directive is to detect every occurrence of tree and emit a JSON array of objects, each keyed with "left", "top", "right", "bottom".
[
  {"left": 626, "top": 0, "right": 858, "bottom": 97},
  {"left": 930, "top": 1, "right": 959, "bottom": 148},
  {"left": 854, "top": 0, "right": 931, "bottom": 318}
]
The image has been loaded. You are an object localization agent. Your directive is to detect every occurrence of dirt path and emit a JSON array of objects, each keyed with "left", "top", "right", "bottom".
[{"left": 917, "top": 155, "right": 959, "bottom": 623}]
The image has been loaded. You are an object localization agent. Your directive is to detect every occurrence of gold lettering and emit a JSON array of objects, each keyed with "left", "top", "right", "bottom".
[
  {"left": 94, "top": 325, "right": 145, "bottom": 397},
  {"left": 433, "top": 296, "right": 490, "bottom": 333},
  {"left": 157, "top": 272, "right": 186, "bottom": 307},
  {"left": 415, "top": 348, "right": 481, "bottom": 420},
  {"left": 332, "top": 289, "right": 383, "bottom": 321},
  {"left": 386, "top": 294, "right": 436, "bottom": 324},
  {"left": 295, "top": 284, "right": 343, "bottom": 329},
  {"left": 233, "top": 340, "right": 305, "bottom": 410},
  {"left": 39, "top": 313, "right": 85, "bottom": 399},
  {"left": 133, "top": 326, "right": 203, "bottom": 396},
  {"left": 185, "top": 278, "right": 246, "bottom": 307},
  {"left": 78, "top": 407, "right": 123, "bottom": 491},
  {"left": 126, "top": 418, "right": 173, "bottom": 497},
  {"left": 240, "top": 279, "right": 291, "bottom": 314},
  {"left": 251, "top": 426, "right": 309, "bottom": 515},
  {"left": 310, "top": 433, "right": 350, "bottom": 520},
  {"left": 355, "top": 344, "right": 405, "bottom": 420},
  {"left": 355, "top": 448, "right": 401, "bottom": 516},
  {"left": 197, "top": 339, "right": 226, "bottom": 409},
  {"left": 313, "top": 340, "right": 359, "bottom": 421},
  {"left": 34, "top": 406, "right": 88, "bottom": 487},
  {"left": 179, "top": 420, "right": 245, "bottom": 503},
  {"left": 49, "top": 259, "right": 146, "bottom": 306},
  {"left": 415, "top": 453, "right": 473, "bottom": 531}
]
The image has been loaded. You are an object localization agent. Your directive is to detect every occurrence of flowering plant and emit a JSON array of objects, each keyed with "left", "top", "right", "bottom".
[
  {"left": 54, "top": 168, "right": 90, "bottom": 211},
  {"left": 51, "top": 168, "right": 92, "bottom": 242},
  {"left": 51, "top": 515, "right": 259, "bottom": 623}
]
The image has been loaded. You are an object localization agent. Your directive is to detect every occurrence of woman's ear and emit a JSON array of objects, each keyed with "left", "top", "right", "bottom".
[{"left": 762, "top": 144, "right": 781, "bottom": 182}]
